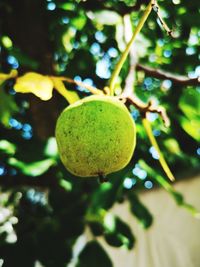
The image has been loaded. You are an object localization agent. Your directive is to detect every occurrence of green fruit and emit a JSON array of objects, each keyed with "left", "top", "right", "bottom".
[{"left": 55, "top": 95, "right": 136, "bottom": 177}]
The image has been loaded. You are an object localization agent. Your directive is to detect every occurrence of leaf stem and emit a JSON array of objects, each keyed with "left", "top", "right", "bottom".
[
  {"left": 51, "top": 77, "right": 79, "bottom": 104},
  {"left": 142, "top": 117, "right": 175, "bottom": 182},
  {"left": 109, "top": 0, "right": 154, "bottom": 95}
]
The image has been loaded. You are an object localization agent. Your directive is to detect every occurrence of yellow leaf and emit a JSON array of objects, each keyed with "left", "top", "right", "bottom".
[
  {"left": 52, "top": 77, "right": 80, "bottom": 104},
  {"left": 14, "top": 72, "right": 54, "bottom": 101},
  {"left": 0, "top": 70, "right": 18, "bottom": 85}
]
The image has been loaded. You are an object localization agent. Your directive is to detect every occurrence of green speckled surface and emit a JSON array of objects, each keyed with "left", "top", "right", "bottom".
[{"left": 55, "top": 95, "right": 136, "bottom": 177}]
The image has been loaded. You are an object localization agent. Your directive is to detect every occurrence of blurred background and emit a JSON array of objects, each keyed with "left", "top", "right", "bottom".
[{"left": 0, "top": 0, "right": 200, "bottom": 266}]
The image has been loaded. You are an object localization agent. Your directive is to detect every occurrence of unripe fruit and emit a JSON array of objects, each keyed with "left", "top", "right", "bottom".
[{"left": 55, "top": 95, "right": 136, "bottom": 177}]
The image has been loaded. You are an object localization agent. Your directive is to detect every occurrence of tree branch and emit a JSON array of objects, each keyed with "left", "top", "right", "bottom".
[
  {"left": 118, "top": 15, "right": 170, "bottom": 127},
  {"left": 118, "top": 93, "right": 170, "bottom": 127},
  {"left": 57, "top": 76, "right": 103, "bottom": 95},
  {"left": 136, "top": 64, "right": 200, "bottom": 86}
]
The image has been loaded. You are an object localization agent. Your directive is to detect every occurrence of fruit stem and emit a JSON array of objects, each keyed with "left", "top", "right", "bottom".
[
  {"left": 142, "top": 117, "right": 175, "bottom": 182},
  {"left": 98, "top": 173, "right": 108, "bottom": 183},
  {"left": 109, "top": 0, "right": 155, "bottom": 96}
]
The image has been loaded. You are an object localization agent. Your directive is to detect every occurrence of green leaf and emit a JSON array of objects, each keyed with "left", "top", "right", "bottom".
[
  {"left": 44, "top": 137, "right": 58, "bottom": 158},
  {"left": 0, "top": 140, "right": 16, "bottom": 155},
  {"left": 8, "top": 158, "right": 55, "bottom": 176},
  {"left": 179, "top": 89, "right": 200, "bottom": 141},
  {"left": 128, "top": 193, "right": 153, "bottom": 228},
  {"left": 1, "top": 35, "right": 13, "bottom": 49},
  {"left": 179, "top": 89, "right": 200, "bottom": 119},
  {"left": 0, "top": 89, "right": 19, "bottom": 127},
  {"left": 62, "top": 27, "right": 76, "bottom": 53},
  {"left": 88, "top": 182, "right": 113, "bottom": 213},
  {"left": 88, "top": 174, "right": 125, "bottom": 217},
  {"left": 163, "top": 138, "right": 182, "bottom": 155},
  {"left": 76, "top": 241, "right": 113, "bottom": 267},
  {"left": 179, "top": 116, "right": 200, "bottom": 141},
  {"left": 58, "top": 3, "right": 75, "bottom": 11},
  {"left": 71, "top": 15, "right": 87, "bottom": 30},
  {"left": 104, "top": 216, "right": 135, "bottom": 249}
]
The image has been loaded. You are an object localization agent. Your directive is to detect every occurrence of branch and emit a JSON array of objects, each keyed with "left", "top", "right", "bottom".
[
  {"left": 152, "top": 0, "right": 174, "bottom": 37},
  {"left": 136, "top": 64, "right": 200, "bottom": 86},
  {"left": 118, "top": 14, "right": 170, "bottom": 126},
  {"left": 119, "top": 86, "right": 170, "bottom": 126},
  {"left": 53, "top": 76, "right": 104, "bottom": 96},
  {"left": 125, "top": 95, "right": 170, "bottom": 127},
  {"left": 118, "top": 15, "right": 173, "bottom": 182}
]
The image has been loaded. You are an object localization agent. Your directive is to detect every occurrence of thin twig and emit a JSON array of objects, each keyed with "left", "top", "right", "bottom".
[
  {"left": 136, "top": 64, "right": 200, "bottom": 86},
  {"left": 122, "top": 95, "right": 170, "bottom": 127},
  {"left": 152, "top": 0, "right": 174, "bottom": 37}
]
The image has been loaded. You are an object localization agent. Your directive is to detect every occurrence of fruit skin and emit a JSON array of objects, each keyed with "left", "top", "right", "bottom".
[{"left": 55, "top": 95, "right": 136, "bottom": 177}]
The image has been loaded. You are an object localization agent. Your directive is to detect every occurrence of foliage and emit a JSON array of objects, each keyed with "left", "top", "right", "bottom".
[{"left": 0, "top": 0, "right": 200, "bottom": 266}]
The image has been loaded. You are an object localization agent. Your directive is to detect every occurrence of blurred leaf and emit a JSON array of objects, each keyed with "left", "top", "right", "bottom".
[
  {"left": 179, "top": 116, "right": 200, "bottom": 141},
  {"left": 116, "top": 22, "right": 126, "bottom": 51},
  {"left": 0, "top": 90, "right": 19, "bottom": 126},
  {"left": 59, "top": 179, "right": 72, "bottom": 191},
  {"left": 44, "top": 137, "right": 58, "bottom": 158},
  {"left": 88, "top": 182, "right": 113, "bottom": 213},
  {"left": 71, "top": 14, "right": 87, "bottom": 30},
  {"left": 139, "top": 160, "right": 200, "bottom": 218},
  {"left": 58, "top": 3, "right": 75, "bottom": 11},
  {"left": 14, "top": 72, "right": 54, "bottom": 101},
  {"left": 62, "top": 27, "right": 76, "bottom": 53},
  {"left": 163, "top": 138, "right": 181, "bottom": 155},
  {"left": 88, "top": 221, "right": 104, "bottom": 236},
  {"left": 0, "top": 140, "right": 16, "bottom": 155},
  {"left": 104, "top": 216, "right": 135, "bottom": 249},
  {"left": 87, "top": 174, "right": 125, "bottom": 219},
  {"left": 8, "top": 158, "right": 55, "bottom": 176},
  {"left": 128, "top": 193, "right": 153, "bottom": 228},
  {"left": 93, "top": 10, "right": 121, "bottom": 25},
  {"left": 76, "top": 241, "right": 113, "bottom": 267},
  {"left": 1, "top": 35, "right": 13, "bottom": 48},
  {"left": 179, "top": 89, "right": 200, "bottom": 118},
  {"left": 179, "top": 89, "right": 200, "bottom": 141}
]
